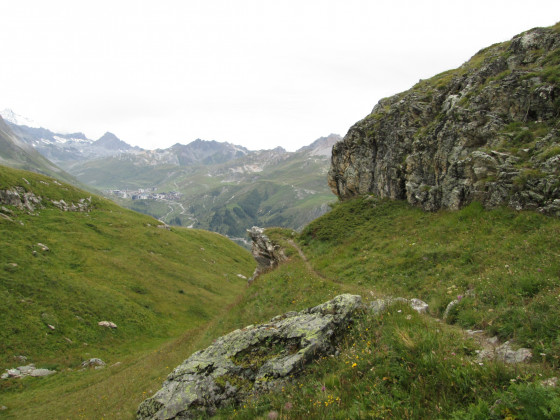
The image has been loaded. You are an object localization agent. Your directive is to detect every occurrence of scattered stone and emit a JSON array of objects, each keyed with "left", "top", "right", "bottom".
[
  {"left": 237, "top": 274, "right": 247, "bottom": 280},
  {"left": 30, "top": 368, "right": 57, "bottom": 377},
  {"left": 47, "top": 324, "right": 55, "bottom": 330},
  {"left": 51, "top": 197, "right": 92, "bottom": 212},
  {"left": 81, "top": 358, "right": 106, "bottom": 369},
  {"left": 368, "top": 297, "right": 429, "bottom": 315},
  {"left": 541, "top": 377, "right": 558, "bottom": 387},
  {"left": 246, "top": 226, "right": 286, "bottom": 284},
  {"left": 0, "top": 405, "right": 7, "bottom": 410},
  {"left": 409, "top": 298, "right": 429, "bottom": 314},
  {"left": 1, "top": 364, "right": 56, "bottom": 379},
  {"left": 13, "top": 355, "right": 27, "bottom": 362},
  {"left": 36, "top": 243, "right": 49, "bottom": 252},
  {"left": 443, "top": 299, "right": 460, "bottom": 321},
  {"left": 0, "top": 213, "right": 13, "bottom": 222},
  {"left": 477, "top": 341, "right": 532, "bottom": 364},
  {"left": 487, "top": 336, "right": 499, "bottom": 345},
  {"left": 98, "top": 321, "right": 117, "bottom": 329},
  {"left": 137, "top": 294, "right": 362, "bottom": 419},
  {"left": 64, "top": 337, "right": 73, "bottom": 344}
]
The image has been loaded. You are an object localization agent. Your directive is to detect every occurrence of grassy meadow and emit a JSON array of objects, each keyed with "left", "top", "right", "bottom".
[
  {"left": 0, "top": 165, "right": 255, "bottom": 419},
  {"left": 2, "top": 164, "right": 560, "bottom": 419},
  {"left": 210, "top": 197, "right": 560, "bottom": 419}
]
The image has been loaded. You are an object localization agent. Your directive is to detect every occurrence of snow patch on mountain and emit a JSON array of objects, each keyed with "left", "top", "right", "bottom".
[{"left": 1, "top": 109, "right": 40, "bottom": 128}]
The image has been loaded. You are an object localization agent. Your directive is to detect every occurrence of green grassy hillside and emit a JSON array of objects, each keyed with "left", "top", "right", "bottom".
[
  {"left": 3, "top": 163, "right": 560, "bottom": 419},
  {"left": 194, "top": 198, "right": 560, "bottom": 419},
  {"left": 0, "top": 165, "right": 255, "bottom": 418}
]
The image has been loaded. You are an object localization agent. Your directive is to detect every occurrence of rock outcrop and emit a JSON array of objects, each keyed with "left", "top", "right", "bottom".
[
  {"left": 329, "top": 24, "right": 560, "bottom": 216},
  {"left": 247, "top": 226, "right": 286, "bottom": 284},
  {"left": 137, "top": 294, "right": 362, "bottom": 419},
  {"left": 0, "top": 187, "right": 42, "bottom": 212},
  {"left": 0, "top": 187, "right": 92, "bottom": 213},
  {"left": 1, "top": 364, "right": 56, "bottom": 379}
]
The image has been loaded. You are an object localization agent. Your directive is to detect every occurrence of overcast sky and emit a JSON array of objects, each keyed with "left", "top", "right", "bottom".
[{"left": 1, "top": 1, "right": 559, "bottom": 151}]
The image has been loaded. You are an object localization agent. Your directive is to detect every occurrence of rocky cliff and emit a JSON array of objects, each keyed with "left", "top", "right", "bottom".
[{"left": 329, "top": 23, "right": 560, "bottom": 216}]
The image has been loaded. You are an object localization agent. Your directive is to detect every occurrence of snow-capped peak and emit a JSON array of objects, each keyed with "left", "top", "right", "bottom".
[{"left": 0, "top": 108, "right": 41, "bottom": 128}]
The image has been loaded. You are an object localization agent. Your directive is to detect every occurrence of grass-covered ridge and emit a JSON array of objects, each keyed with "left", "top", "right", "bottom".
[
  {"left": 300, "top": 197, "right": 560, "bottom": 359},
  {"left": 0, "top": 165, "right": 255, "bottom": 418},
  {"left": 207, "top": 197, "right": 560, "bottom": 419},
  {"left": 3, "top": 163, "right": 560, "bottom": 418}
]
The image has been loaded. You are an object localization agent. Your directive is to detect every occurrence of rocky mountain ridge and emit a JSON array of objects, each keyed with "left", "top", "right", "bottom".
[
  {"left": 0, "top": 115, "right": 81, "bottom": 186},
  {"left": 329, "top": 23, "right": 560, "bottom": 216}
]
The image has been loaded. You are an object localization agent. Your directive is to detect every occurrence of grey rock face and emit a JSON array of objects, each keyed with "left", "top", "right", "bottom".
[
  {"left": 0, "top": 187, "right": 42, "bottom": 212},
  {"left": 477, "top": 340, "right": 532, "bottom": 364},
  {"left": 329, "top": 26, "right": 560, "bottom": 216},
  {"left": 137, "top": 294, "right": 362, "bottom": 420},
  {"left": 247, "top": 227, "right": 287, "bottom": 284}
]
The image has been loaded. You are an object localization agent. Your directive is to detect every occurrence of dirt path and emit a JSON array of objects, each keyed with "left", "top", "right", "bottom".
[
  {"left": 287, "top": 240, "right": 529, "bottom": 364},
  {"left": 287, "top": 239, "right": 329, "bottom": 280}
]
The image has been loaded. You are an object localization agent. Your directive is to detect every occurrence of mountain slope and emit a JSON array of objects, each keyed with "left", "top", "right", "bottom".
[
  {"left": 329, "top": 23, "right": 560, "bottom": 215},
  {"left": 0, "top": 116, "right": 81, "bottom": 186},
  {"left": 189, "top": 197, "right": 560, "bottom": 419},
  {"left": 1, "top": 111, "right": 140, "bottom": 166},
  {"left": 75, "top": 136, "right": 339, "bottom": 238},
  {"left": 0, "top": 165, "right": 254, "bottom": 418}
]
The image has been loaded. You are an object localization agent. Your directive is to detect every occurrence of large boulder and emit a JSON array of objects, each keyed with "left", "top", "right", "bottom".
[{"left": 137, "top": 294, "right": 362, "bottom": 420}]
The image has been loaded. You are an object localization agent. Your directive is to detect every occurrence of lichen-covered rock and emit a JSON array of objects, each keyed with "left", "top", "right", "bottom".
[
  {"left": 137, "top": 294, "right": 362, "bottom": 420},
  {"left": 329, "top": 25, "right": 560, "bottom": 216}
]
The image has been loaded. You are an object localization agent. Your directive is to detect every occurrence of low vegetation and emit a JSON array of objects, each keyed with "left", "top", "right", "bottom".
[
  {"left": 2, "top": 165, "right": 560, "bottom": 419},
  {"left": 0, "top": 165, "right": 255, "bottom": 419},
  {"left": 212, "top": 197, "right": 560, "bottom": 419}
]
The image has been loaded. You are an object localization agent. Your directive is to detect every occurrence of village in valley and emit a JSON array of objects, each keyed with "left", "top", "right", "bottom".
[{"left": 106, "top": 188, "right": 181, "bottom": 201}]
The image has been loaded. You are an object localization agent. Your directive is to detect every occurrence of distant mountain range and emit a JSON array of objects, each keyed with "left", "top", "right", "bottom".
[
  {"left": 0, "top": 109, "right": 339, "bottom": 240},
  {"left": 0, "top": 115, "right": 84, "bottom": 187}
]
